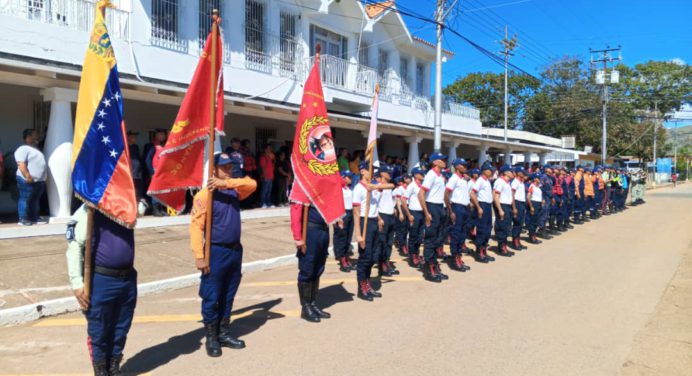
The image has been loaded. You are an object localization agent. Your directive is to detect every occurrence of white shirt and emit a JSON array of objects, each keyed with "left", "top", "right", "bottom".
[
  {"left": 511, "top": 178, "right": 526, "bottom": 202},
  {"left": 342, "top": 186, "right": 353, "bottom": 210},
  {"left": 493, "top": 177, "right": 514, "bottom": 205},
  {"left": 352, "top": 181, "right": 380, "bottom": 218},
  {"left": 393, "top": 185, "right": 405, "bottom": 199},
  {"left": 378, "top": 188, "right": 395, "bottom": 215},
  {"left": 446, "top": 172, "right": 470, "bottom": 205},
  {"left": 528, "top": 183, "right": 543, "bottom": 202},
  {"left": 14, "top": 144, "right": 47, "bottom": 181},
  {"left": 403, "top": 181, "right": 423, "bottom": 211},
  {"left": 421, "top": 169, "right": 445, "bottom": 204},
  {"left": 472, "top": 176, "right": 493, "bottom": 204}
]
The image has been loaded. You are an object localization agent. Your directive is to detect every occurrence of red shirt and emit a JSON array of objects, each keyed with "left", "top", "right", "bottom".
[{"left": 259, "top": 153, "right": 275, "bottom": 180}]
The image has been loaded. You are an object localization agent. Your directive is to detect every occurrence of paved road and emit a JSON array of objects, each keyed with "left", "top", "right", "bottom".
[{"left": 1, "top": 184, "right": 690, "bottom": 375}]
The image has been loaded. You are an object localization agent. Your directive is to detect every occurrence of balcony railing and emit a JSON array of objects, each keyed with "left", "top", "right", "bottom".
[
  {"left": 240, "top": 28, "right": 305, "bottom": 78},
  {"left": 442, "top": 95, "right": 481, "bottom": 120},
  {"left": 0, "top": 0, "right": 130, "bottom": 40}
]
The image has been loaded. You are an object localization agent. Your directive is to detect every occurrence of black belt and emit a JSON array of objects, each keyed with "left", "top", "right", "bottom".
[
  {"left": 380, "top": 213, "right": 394, "bottom": 217},
  {"left": 211, "top": 242, "right": 242, "bottom": 249},
  {"left": 308, "top": 222, "right": 328, "bottom": 230},
  {"left": 94, "top": 266, "right": 134, "bottom": 278}
]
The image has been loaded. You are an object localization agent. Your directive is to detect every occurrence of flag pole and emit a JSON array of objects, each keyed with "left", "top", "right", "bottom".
[
  {"left": 204, "top": 9, "right": 219, "bottom": 267},
  {"left": 301, "top": 44, "right": 322, "bottom": 251},
  {"left": 83, "top": 207, "right": 94, "bottom": 306},
  {"left": 361, "top": 84, "right": 380, "bottom": 239}
]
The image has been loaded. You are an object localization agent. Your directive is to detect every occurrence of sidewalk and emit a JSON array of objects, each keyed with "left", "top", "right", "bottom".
[{"left": 0, "top": 215, "right": 295, "bottom": 310}]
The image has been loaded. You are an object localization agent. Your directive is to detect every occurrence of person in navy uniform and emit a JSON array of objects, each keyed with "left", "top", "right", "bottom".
[
  {"left": 190, "top": 153, "right": 257, "bottom": 355},
  {"left": 333, "top": 170, "right": 355, "bottom": 272},
  {"left": 470, "top": 163, "right": 496, "bottom": 263},
  {"left": 444, "top": 158, "right": 471, "bottom": 271},
  {"left": 66, "top": 206, "right": 137, "bottom": 375},
  {"left": 525, "top": 173, "right": 544, "bottom": 244},
  {"left": 509, "top": 166, "right": 528, "bottom": 250},
  {"left": 492, "top": 165, "right": 515, "bottom": 257},
  {"left": 465, "top": 168, "right": 480, "bottom": 249},
  {"left": 375, "top": 163, "right": 399, "bottom": 276},
  {"left": 418, "top": 152, "right": 449, "bottom": 282},
  {"left": 401, "top": 167, "right": 426, "bottom": 269},
  {"left": 538, "top": 165, "right": 555, "bottom": 238},
  {"left": 393, "top": 174, "right": 411, "bottom": 257}
]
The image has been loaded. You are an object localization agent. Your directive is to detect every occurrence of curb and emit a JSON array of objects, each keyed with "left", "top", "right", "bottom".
[
  {"left": 0, "top": 242, "right": 351, "bottom": 327},
  {"left": 0, "top": 253, "right": 297, "bottom": 327}
]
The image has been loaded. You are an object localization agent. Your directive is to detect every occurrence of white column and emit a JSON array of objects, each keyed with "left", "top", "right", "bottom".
[
  {"left": 446, "top": 141, "right": 460, "bottom": 161},
  {"left": 41, "top": 88, "right": 77, "bottom": 220},
  {"left": 523, "top": 151, "right": 533, "bottom": 166},
  {"left": 477, "top": 144, "right": 489, "bottom": 165},
  {"left": 503, "top": 148, "right": 513, "bottom": 165},
  {"left": 539, "top": 152, "right": 549, "bottom": 165},
  {"left": 405, "top": 136, "right": 422, "bottom": 172}
]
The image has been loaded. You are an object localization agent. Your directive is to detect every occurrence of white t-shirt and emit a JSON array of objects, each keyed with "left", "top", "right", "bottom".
[
  {"left": 393, "top": 185, "right": 405, "bottom": 199},
  {"left": 14, "top": 144, "right": 47, "bottom": 181},
  {"left": 421, "top": 169, "right": 445, "bottom": 204},
  {"left": 342, "top": 186, "right": 353, "bottom": 210},
  {"left": 511, "top": 178, "right": 526, "bottom": 202},
  {"left": 472, "top": 176, "right": 493, "bottom": 204},
  {"left": 493, "top": 177, "right": 514, "bottom": 205},
  {"left": 528, "top": 183, "right": 543, "bottom": 203},
  {"left": 403, "top": 181, "right": 423, "bottom": 211},
  {"left": 378, "top": 188, "right": 395, "bottom": 215},
  {"left": 352, "top": 181, "right": 380, "bottom": 218},
  {"left": 446, "top": 172, "right": 470, "bottom": 205}
]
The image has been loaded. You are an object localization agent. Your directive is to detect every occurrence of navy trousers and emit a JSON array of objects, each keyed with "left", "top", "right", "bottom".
[
  {"left": 512, "top": 201, "right": 526, "bottom": 239},
  {"left": 474, "top": 202, "right": 493, "bottom": 247},
  {"left": 423, "top": 203, "right": 444, "bottom": 263},
  {"left": 407, "top": 210, "right": 425, "bottom": 257},
  {"left": 333, "top": 210, "right": 353, "bottom": 259},
  {"left": 200, "top": 244, "right": 243, "bottom": 324},
  {"left": 85, "top": 271, "right": 137, "bottom": 363},
  {"left": 377, "top": 213, "right": 396, "bottom": 262},
  {"left": 436, "top": 207, "right": 449, "bottom": 249},
  {"left": 357, "top": 217, "right": 379, "bottom": 280},
  {"left": 551, "top": 195, "right": 562, "bottom": 223},
  {"left": 494, "top": 203, "right": 512, "bottom": 244},
  {"left": 297, "top": 225, "right": 329, "bottom": 282},
  {"left": 527, "top": 202, "right": 542, "bottom": 236},
  {"left": 540, "top": 199, "right": 551, "bottom": 228},
  {"left": 450, "top": 203, "right": 469, "bottom": 255},
  {"left": 466, "top": 206, "right": 478, "bottom": 238},
  {"left": 394, "top": 211, "right": 409, "bottom": 250}
]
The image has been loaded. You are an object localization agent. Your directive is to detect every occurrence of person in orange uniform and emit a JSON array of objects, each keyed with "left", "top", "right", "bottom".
[
  {"left": 190, "top": 153, "right": 257, "bottom": 357},
  {"left": 583, "top": 168, "right": 595, "bottom": 219}
]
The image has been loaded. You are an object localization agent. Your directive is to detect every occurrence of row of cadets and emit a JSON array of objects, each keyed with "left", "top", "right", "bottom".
[
  {"left": 375, "top": 164, "right": 400, "bottom": 277},
  {"left": 470, "top": 164, "right": 496, "bottom": 263},
  {"left": 525, "top": 173, "right": 544, "bottom": 244},
  {"left": 444, "top": 158, "right": 472, "bottom": 272},
  {"left": 393, "top": 174, "right": 412, "bottom": 258},
  {"left": 401, "top": 167, "right": 426, "bottom": 269},
  {"left": 510, "top": 167, "right": 528, "bottom": 251},
  {"left": 334, "top": 170, "right": 356, "bottom": 272},
  {"left": 418, "top": 152, "right": 450, "bottom": 283},
  {"left": 353, "top": 161, "right": 385, "bottom": 301},
  {"left": 466, "top": 168, "right": 480, "bottom": 246},
  {"left": 493, "top": 165, "right": 515, "bottom": 257}
]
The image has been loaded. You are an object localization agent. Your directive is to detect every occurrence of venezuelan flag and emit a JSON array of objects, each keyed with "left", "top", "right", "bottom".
[{"left": 71, "top": 0, "right": 136, "bottom": 227}]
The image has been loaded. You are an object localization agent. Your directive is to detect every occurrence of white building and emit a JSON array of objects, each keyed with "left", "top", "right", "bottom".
[{"left": 0, "top": 0, "right": 580, "bottom": 219}]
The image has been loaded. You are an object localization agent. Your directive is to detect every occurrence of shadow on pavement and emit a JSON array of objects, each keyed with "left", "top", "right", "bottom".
[
  {"left": 122, "top": 299, "right": 284, "bottom": 374},
  {"left": 318, "top": 282, "right": 354, "bottom": 309}
]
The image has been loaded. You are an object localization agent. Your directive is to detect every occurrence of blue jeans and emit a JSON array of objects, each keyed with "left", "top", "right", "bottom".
[
  {"left": 261, "top": 179, "right": 273, "bottom": 206},
  {"left": 17, "top": 177, "right": 45, "bottom": 222},
  {"left": 85, "top": 271, "right": 138, "bottom": 363}
]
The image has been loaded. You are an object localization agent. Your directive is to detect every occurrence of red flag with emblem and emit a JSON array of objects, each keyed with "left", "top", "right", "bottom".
[
  {"left": 289, "top": 50, "right": 345, "bottom": 224},
  {"left": 147, "top": 26, "right": 223, "bottom": 212}
]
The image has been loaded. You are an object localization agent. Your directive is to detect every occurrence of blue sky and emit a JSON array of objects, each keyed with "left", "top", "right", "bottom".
[{"left": 392, "top": 0, "right": 691, "bottom": 126}]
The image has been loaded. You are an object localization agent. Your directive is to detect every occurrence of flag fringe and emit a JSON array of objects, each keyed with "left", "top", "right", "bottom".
[
  {"left": 292, "top": 175, "right": 345, "bottom": 226},
  {"left": 74, "top": 193, "right": 137, "bottom": 229}
]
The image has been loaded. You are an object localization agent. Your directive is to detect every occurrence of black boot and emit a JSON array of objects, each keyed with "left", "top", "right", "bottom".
[
  {"left": 434, "top": 262, "right": 449, "bottom": 280},
  {"left": 298, "top": 282, "right": 320, "bottom": 322},
  {"left": 367, "top": 279, "right": 382, "bottom": 297},
  {"left": 108, "top": 356, "right": 123, "bottom": 376},
  {"left": 424, "top": 263, "right": 442, "bottom": 282},
  {"left": 204, "top": 322, "right": 222, "bottom": 357},
  {"left": 310, "top": 280, "right": 331, "bottom": 319},
  {"left": 93, "top": 361, "right": 109, "bottom": 376},
  {"left": 218, "top": 318, "right": 246, "bottom": 349},
  {"left": 357, "top": 279, "right": 373, "bottom": 301}
]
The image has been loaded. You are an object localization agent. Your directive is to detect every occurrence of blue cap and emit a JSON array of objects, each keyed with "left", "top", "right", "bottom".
[
  {"left": 470, "top": 168, "right": 480, "bottom": 175},
  {"left": 376, "top": 163, "right": 392, "bottom": 176},
  {"left": 576, "top": 165, "right": 584, "bottom": 170},
  {"left": 452, "top": 158, "right": 469, "bottom": 167},
  {"left": 499, "top": 165, "right": 512, "bottom": 173},
  {"left": 543, "top": 164, "right": 553, "bottom": 170},
  {"left": 514, "top": 166, "right": 526, "bottom": 174},
  {"left": 481, "top": 163, "right": 493, "bottom": 172},
  {"left": 411, "top": 167, "right": 425, "bottom": 176},
  {"left": 530, "top": 173, "right": 540, "bottom": 180},
  {"left": 358, "top": 160, "right": 370, "bottom": 171},
  {"left": 429, "top": 152, "right": 448, "bottom": 163},
  {"left": 340, "top": 170, "right": 353, "bottom": 178},
  {"left": 214, "top": 153, "right": 233, "bottom": 166}
]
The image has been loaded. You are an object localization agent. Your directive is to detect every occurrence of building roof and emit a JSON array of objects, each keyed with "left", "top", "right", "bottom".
[
  {"left": 364, "top": 0, "right": 395, "bottom": 19},
  {"left": 412, "top": 36, "right": 455, "bottom": 57}
]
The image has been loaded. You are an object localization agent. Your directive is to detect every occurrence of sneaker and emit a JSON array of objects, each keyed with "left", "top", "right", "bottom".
[
  {"left": 36, "top": 217, "right": 49, "bottom": 225},
  {"left": 270, "top": 205, "right": 276, "bottom": 208},
  {"left": 18, "top": 220, "right": 33, "bottom": 226},
  {"left": 261, "top": 204, "right": 268, "bottom": 209}
]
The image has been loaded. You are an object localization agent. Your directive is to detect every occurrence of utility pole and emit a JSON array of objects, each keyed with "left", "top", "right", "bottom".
[
  {"left": 499, "top": 26, "right": 517, "bottom": 143},
  {"left": 590, "top": 46, "right": 622, "bottom": 165},
  {"left": 653, "top": 100, "right": 659, "bottom": 175},
  {"left": 433, "top": 0, "right": 445, "bottom": 153}
]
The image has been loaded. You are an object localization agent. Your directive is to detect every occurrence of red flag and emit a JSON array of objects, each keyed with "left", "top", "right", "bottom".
[
  {"left": 289, "top": 54, "right": 345, "bottom": 224},
  {"left": 147, "top": 28, "right": 223, "bottom": 212}
]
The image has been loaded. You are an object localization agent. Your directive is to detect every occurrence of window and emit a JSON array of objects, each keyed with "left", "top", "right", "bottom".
[
  {"left": 399, "top": 56, "right": 410, "bottom": 89},
  {"left": 152, "top": 0, "right": 186, "bottom": 51},
  {"left": 32, "top": 101, "right": 50, "bottom": 137},
  {"left": 310, "top": 25, "right": 347, "bottom": 58},
  {"left": 378, "top": 49, "right": 389, "bottom": 79},
  {"left": 358, "top": 39, "right": 370, "bottom": 67},
  {"left": 27, "top": 0, "right": 45, "bottom": 21},
  {"left": 416, "top": 62, "right": 425, "bottom": 95},
  {"left": 279, "top": 11, "right": 299, "bottom": 76},
  {"left": 245, "top": 0, "right": 268, "bottom": 71},
  {"left": 199, "top": 0, "right": 221, "bottom": 50}
]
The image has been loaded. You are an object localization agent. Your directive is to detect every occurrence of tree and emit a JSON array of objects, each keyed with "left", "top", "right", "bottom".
[{"left": 443, "top": 71, "right": 538, "bottom": 129}]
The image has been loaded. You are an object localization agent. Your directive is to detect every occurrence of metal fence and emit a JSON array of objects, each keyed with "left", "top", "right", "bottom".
[
  {"left": 0, "top": 0, "right": 130, "bottom": 39},
  {"left": 151, "top": 0, "right": 187, "bottom": 52}
]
